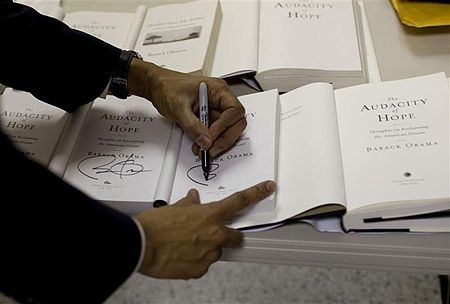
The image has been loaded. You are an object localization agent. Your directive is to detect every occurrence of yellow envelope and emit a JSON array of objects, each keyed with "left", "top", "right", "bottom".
[{"left": 390, "top": 0, "right": 450, "bottom": 27}]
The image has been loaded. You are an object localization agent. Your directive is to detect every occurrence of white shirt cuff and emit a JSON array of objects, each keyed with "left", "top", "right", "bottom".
[{"left": 131, "top": 217, "right": 146, "bottom": 273}]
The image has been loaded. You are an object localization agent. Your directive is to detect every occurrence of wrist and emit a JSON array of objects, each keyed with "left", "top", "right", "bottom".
[
  {"left": 127, "top": 58, "right": 147, "bottom": 97},
  {"left": 128, "top": 59, "right": 161, "bottom": 99},
  {"left": 109, "top": 50, "right": 142, "bottom": 99}
]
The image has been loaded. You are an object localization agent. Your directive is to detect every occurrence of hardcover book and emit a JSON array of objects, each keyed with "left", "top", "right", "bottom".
[
  {"left": 0, "top": 88, "right": 280, "bottom": 228},
  {"left": 209, "top": 0, "right": 368, "bottom": 91},
  {"left": 1, "top": 73, "right": 448, "bottom": 231},
  {"left": 40, "top": 0, "right": 222, "bottom": 72},
  {"left": 35, "top": 0, "right": 367, "bottom": 92}
]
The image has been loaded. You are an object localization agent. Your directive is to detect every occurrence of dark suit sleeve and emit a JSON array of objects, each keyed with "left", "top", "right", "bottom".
[
  {"left": 0, "top": 2, "right": 143, "bottom": 303},
  {"left": 0, "top": 132, "right": 143, "bottom": 303},
  {"left": 0, "top": 0, "right": 121, "bottom": 112}
]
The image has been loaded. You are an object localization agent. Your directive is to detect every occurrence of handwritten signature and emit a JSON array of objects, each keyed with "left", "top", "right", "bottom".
[
  {"left": 77, "top": 154, "right": 151, "bottom": 180},
  {"left": 186, "top": 163, "right": 219, "bottom": 186}
]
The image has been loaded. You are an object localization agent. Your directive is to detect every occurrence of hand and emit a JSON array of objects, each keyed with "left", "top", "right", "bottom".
[
  {"left": 135, "top": 180, "right": 276, "bottom": 279},
  {"left": 127, "top": 59, "right": 246, "bottom": 158}
]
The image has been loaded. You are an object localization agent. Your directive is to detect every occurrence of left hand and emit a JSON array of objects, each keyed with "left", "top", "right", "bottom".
[{"left": 127, "top": 59, "right": 247, "bottom": 158}]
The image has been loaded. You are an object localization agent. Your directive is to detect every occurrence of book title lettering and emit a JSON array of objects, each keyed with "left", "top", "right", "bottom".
[
  {"left": 274, "top": 1, "right": 334, "bottom": 20},
  {"left": 72, "top": 24, "right": 116, "bottom": 31},
  {"left": 360, "top": 97, "right": 427, "bottom": 123},
  {"left": 100, "top": 113, "right": 156, "bottom": 134},
  {"left": 148, "top": 16, "right": 206, "bottom": 31},
  {"left": 1, "top": 110, "right": 55, "bottom": 131}
]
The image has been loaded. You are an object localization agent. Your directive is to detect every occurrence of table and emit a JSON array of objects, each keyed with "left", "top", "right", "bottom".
[
  {"left": 63, "top": 0, "right": 450, "bottom": 278},
  {"left": 222, "top": 222, "right": 450, "bottom": 275}
]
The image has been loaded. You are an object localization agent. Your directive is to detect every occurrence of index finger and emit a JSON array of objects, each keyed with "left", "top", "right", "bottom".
[
  {"left": 209, "top": 181, "right": 276, "bottom": 220},
  {"left": 209, "top": 97, "right": 246, "bottom": 143}
]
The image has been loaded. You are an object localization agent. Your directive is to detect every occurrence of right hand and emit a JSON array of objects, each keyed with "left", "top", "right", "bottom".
[
  {"left": 127, "top": 59, "right": 247, "bottom": 158},
  {"left": 135, "top": 180, "right": 276, "bottom": 279}
]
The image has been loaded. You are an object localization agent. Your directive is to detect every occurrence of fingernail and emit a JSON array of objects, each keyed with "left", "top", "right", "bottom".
[
  {"left": 196, "top": 135, "right": 211, "bottom": 149},
  {"left": 265, "top": 181, "right": 276, "bottom": 192},
  {"left": 188, "top": 188, "right": 200, "bottom": 200}
]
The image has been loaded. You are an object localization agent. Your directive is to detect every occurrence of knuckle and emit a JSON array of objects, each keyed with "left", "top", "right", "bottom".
[
  {"left": 237, "top": 103, "right": 246, "bottom": 115},
  {"left": 215, "top": 78, "right": 228, "bottom": 87}
]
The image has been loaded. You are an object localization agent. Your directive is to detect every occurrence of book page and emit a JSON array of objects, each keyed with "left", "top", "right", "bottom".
[
  {"left": 63, "top": 10, "right": 135, "bottom": 48},
  {"left": 209, "top": 0, "right": 259, "bottom": 78},
  {"left": 26, "top": 2, "right": 65, "bottom": 20},
  {"left": 335, "top": 73, "right": 450, "bottom": 212},
  {"left": 0, "top": 89, "right": 69, "bottom": 166},
  {"left": 258, "top": 0, "right": 362, "bottom": 73},
  {"left": 170, "top": 89, "right": 280, "bottom": 226},
  {"left": 63, "top": 96, "right": 172, "bottom": 207},
  {"left": 134, "top": 0, "right": 219, "bottom": 73},
  {"left": 274, "top": 82, "right": 347, "bottom": 219}
]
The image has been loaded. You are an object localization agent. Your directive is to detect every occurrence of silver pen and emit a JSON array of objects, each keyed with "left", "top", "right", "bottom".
[{"left": 199, "top": 82, "right": 210, "bottom": 181}]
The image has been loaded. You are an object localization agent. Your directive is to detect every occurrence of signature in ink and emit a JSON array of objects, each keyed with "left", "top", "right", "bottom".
[
  {"left": 78, "top": 154, "right": 151, "bottom": 180},
  {"left": 186, "top": 163, "right": 219, "bottom": 186}
]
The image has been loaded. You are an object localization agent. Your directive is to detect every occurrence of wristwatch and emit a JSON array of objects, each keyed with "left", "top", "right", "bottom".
[{"left": 109, "top": 50, "right": 143, "bottom": 99}]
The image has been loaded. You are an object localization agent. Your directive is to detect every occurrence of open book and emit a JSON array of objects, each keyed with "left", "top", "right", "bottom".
[
  {"left": 43, "top": 0, "right": 221, "bottom": 74},
  {"left": 0, "top": 87, "right": 280, "bottom": 228},
  {"left": 267, "top": 72, "right": 449, "bottom": 232},
  {"left": 1, "top": 74, "right": 448, "bottom": 231},
  {"left": 209, "top": 0, "right": 368, "bottom": 91},
  {"left": 0, "top": 89, "right": 69, "bottom": 167},
  {"left": 36, "top": 0, "right": 366, "bottom": 92}
]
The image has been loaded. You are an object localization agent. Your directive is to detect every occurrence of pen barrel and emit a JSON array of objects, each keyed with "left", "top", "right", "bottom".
[
  {"left": 199, "top": 82, "right": 209, "bottom": 127},
  {"left": 200, "top": 111, "right": 209, "bottom": 126}
]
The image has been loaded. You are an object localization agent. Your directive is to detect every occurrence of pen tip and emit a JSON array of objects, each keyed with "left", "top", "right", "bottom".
[{"left": 203, "top": 171, "right": 209, "bottom": 181}]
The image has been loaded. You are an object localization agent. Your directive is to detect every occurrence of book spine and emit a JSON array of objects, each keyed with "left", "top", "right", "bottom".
[
  {"left": 357, "top": 0, "right": 381, "bottom": 83},
  {"left": 47, "top": 102, "right": 93, "bottom": 177},
  {"left": 152, "top": 123, "right": 183, "bottom": 204},
  {"left": 123, "top": 5, "right": 147, "bottom": 50}
]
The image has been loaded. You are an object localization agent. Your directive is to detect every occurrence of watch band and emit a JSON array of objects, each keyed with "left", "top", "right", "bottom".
[{"left": 110, "top": 50, "right": 142, "bottom": 99}]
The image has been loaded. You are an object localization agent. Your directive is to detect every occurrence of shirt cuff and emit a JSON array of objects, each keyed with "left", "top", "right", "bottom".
[{"left": 131, "top": 217, "right": 146, "bottom": 273}]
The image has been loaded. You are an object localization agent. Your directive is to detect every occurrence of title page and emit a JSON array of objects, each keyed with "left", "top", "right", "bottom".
[
  {"left": 335, "top": 73, "right": 449, "bottom": 211},
  {"left": 63, "top": 11, "right": 135, "bottom": 48},
  {"left": 0, "top": 89, "right": 68, "bottom": 166},
  {"left": 170, "top": 89, "right": 280, "bottom": 218},
  {"left": 258, "top": 0, "right": 362, "bottom": 72},
  {"left": 63, "top": 96, "right": 172, "bottom": 203}
]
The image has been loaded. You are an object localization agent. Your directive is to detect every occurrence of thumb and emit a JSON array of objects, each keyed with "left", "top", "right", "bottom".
[
  {"left": 177, "top": 188, "right": 201, "bottom": 206},
  {"left": 175, "top": 107, "right": 212, "bottom": 150}
]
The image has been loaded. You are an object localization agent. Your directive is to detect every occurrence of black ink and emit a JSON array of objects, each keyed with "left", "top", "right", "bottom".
[
  {"left": 186, "top": 163, "right": 219, "bottom": 186},
  {"left": 77, "top": 154, "right": 151, "bottom": 180}
]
